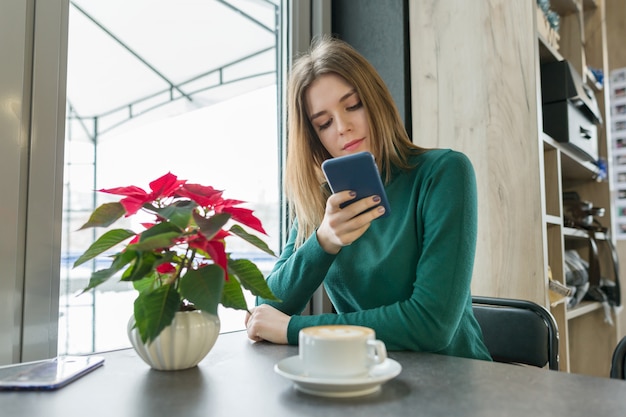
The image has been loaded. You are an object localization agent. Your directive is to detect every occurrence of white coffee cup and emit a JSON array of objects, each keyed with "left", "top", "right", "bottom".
[{"left": 298, "top": 325, "right": 387, "bottom": 379}]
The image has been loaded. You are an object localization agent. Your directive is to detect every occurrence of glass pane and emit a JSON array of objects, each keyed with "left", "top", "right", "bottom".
[{"left": 59, "top": 0, "right": 282, "bottom": 355}]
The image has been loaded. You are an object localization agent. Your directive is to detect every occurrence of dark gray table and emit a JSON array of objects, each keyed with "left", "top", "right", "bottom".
[{"left": 2, "top": 330, "right": 626, "bottom": 416}]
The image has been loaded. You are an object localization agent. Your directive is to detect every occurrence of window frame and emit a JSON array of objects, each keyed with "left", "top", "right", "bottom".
[{"left": 0, "top": 0, "right": 69, "bottom": 364}]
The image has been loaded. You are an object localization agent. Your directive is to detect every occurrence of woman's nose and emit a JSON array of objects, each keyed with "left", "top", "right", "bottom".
[{"left": 335, "top": 114, "right": 352, "bottom": 135}]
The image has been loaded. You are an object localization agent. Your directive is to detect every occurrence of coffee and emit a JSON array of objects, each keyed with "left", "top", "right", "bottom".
[
  {"left": 298, "top": 325, "right": 387, "bottom": 379},
  {"left": 302, "top": 325, "right": 372, "bottom": 339}
]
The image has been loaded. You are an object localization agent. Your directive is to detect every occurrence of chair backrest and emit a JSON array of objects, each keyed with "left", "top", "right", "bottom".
[
  {"left": 610, "top": 336, "right": 626, "bottom": 379},
  {"left": 472, "top": 296, "right": 560, "bottom": 370}
]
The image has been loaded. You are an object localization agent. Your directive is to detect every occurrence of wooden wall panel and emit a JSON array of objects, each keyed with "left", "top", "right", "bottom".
[
  {"left": 408, "top": 1, "right": 547, "bottom": 303},
  {"left": 606, "top": 0, "right": 626, "bottom": 70}
]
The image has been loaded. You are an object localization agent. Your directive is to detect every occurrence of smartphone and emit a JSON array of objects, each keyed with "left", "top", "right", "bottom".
[
  {"left": 321, "top": 151, "right": 390, "bottom": 217},
  {"left": 0, "top": 355, "right": 105, "bottom": 390}
]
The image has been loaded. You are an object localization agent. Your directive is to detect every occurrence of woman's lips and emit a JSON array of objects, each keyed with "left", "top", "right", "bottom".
[{"left": 343, "top": 138, "right": 364, "bottom": 151}]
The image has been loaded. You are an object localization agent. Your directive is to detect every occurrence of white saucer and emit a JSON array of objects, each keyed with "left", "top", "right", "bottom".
[{"left": 274, "top": 356, "right": 402, "bottom": 398}]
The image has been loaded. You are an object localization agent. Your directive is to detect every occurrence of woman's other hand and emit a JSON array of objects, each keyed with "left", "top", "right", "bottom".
[
  {"left": 316, "top": 190, "right": 386, "bottom": 254},
  {"left": 245, "top": 304, "right": 290, "bottom": 344}
]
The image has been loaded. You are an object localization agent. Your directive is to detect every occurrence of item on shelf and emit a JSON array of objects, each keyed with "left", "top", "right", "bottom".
[
  {"left": 564, "top": 249, "right": 589, "bottom": 309},
  {"left": 548, "top": 265, "right": 572, "bottom": 307},
  {"left": 614, "top": 103, "right": 626, "bottom": 117},
  {"left": 613, "top": 85, "right": 626, "bottom": 100},
  {"left": 562, "top": 192, "right": 605, "bottom": 229},
  {"left": 541, "top": 60, "right": 603, "bottom": 163},
  {"left": 535, "top": 0, "right": 560, "bottom": 50},
  {"left": 614, "top": 119, "right": 626, "bottom": 133},
  {"left": 610, "top": 68, "right": 626, "bottom": 240},
  {"left": 562, "top": 192, "right": 621, "bottom": 311},
  {"left": 611, "top": 68, "right": 626, "bottom": 85},
  {"left": 587, "top": 66, "right": 604, "bottom": 89},
  {"left": 595, "top": 158, "right": 607, "bottom": 181}
]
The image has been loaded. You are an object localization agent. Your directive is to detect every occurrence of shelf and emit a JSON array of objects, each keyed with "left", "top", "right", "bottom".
[
  {"left": 563, "top": 228, "right": 609, "bottom": 254},
  {"left": 542, "top": 134, "right": 603, "bottom": 181},
  {"left": 538, "top": 33, "right": 563, "bottom": 63},
  {"left": 545, "top": 214, "right": 563, "bottom": 225},
  {"left": 566, "top": 301, "right": 603, "bottom": 319},
  {"left": 535, "top": 0, "right": 613, "bottom": 377},
  {"left": 563, "top": 226, "right": 608, "bottom": 240},
  {"left": 563, "top": 226, "right": 595, "bottom": 238}
]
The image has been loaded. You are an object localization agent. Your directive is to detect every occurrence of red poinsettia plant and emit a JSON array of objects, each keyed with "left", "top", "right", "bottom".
[{"left": 73, "top": 172, "right": 279, "bottom": 344}]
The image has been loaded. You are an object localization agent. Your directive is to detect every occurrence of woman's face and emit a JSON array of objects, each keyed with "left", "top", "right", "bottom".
[{"left": 305, "top": 73, "right": 371, "bottom": 158}]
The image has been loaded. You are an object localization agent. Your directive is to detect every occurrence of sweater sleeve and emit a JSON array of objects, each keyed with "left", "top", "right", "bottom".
[{"left": 256, "top": 222, "right": 337, "bottom": 314}]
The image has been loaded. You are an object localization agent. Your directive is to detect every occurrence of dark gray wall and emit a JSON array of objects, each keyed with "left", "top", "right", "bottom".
[{"left": 331, "top": 0, "right": 411, "bottom": 135}]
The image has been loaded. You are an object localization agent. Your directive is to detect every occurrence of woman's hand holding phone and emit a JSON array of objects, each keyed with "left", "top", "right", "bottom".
[
  {"left": 321, "top": 152, "right": 391, "bottom": 216},
  {"left": 317, "top": 152, "right": 390, "bottom": 254},
  {"left": 316, "top": 190, "right": 386, "bottom": 254}
]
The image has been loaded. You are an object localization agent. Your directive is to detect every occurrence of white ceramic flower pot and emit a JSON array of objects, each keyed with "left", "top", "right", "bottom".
[{"left": 128, "top": 310, "right": 220, "bottom": 371}]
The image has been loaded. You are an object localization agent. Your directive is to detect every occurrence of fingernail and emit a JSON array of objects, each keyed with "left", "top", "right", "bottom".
[
  {"left": 373, "top": 195, "right": 381, "bottom": 202},
  {"left": 378, "top": 206, "right": 385, "bottom": 214},
  {"left": 349, "top": 191, "right": 356, "bottom": 197}
]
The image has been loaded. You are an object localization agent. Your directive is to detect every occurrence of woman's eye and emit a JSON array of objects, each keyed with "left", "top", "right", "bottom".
[
  {"left": 319, "top": 120, "right": 332, "bottom": 131},
  {"left": 347, "top": 101, "right": 363, "bottom": 111}
]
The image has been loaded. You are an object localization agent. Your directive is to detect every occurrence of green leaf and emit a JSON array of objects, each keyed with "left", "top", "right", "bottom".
[
  {"left": 122, "top": 251, "right": 161, "bottom": 282},
  {"left": 128, "top": 252, "right": 175, "bottom": 290},
  {"left": 179, "top": 265, "right": 225, "bottom": 315},
  {"left": 228, "top": 258, "right": 280, "bottom": 301},
  {"left": 220, "top": 275, "right": 248, "bottom": 311},
  {"left": 78, "top": 202, "right": 125, "bottom": 230},
  {"left": 155, "top": 200, "right": 196, "bottom": 230},
  {"left": 129, "top": 222, "right": 182, "bottom": 251},
  {"left": 82, "top": 269, "right": 118, "bottom": 293},
  {"left": 133, "top": 285, "right": 180, "bottom": 344},
  {"left": 132, "top": 271, "right": 158, "bottom": 294},
  {"left": 81, "top": 249, "right": 136, "bottom": 292},
  {"left": 73, "top": 229, "right": 136, "bottom": 268},
  {"left": 228, "top": 224, "right": 276, "bottom": 257},
  {"left": 194, "top": 212, "right": 231, "bottom": 240},
  {"left": 129, "top": 232, "right": 181, "bottom": 252}
]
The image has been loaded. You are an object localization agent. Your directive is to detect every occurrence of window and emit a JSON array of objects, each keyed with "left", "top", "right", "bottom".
[{"left": 59, "top": 0, "right": 283, "bottom": 354}]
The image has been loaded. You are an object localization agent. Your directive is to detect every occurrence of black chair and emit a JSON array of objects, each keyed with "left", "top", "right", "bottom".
[
  {"left": 472, "top": 296, "right": 560, "bottom": 370},
  {"left": 610, "top": 336, "right": 626, "bottom": 379}
]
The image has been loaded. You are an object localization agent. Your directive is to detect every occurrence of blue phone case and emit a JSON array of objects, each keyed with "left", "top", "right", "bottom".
[{"left": 321, "top": 152, "right": 390, "bottom": 218}]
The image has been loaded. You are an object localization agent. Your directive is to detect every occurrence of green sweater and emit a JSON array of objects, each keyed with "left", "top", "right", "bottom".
[{"left": 258, "top": 149, "right": 492, "bottom": 361}]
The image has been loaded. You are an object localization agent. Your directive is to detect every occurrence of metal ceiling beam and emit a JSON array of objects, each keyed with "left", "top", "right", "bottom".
[
  {"left": 69, "top": 1, "right": 193, "bottom": 103},
  {"left": 216, "top": 0, "right": 276, "bottom": 33}
]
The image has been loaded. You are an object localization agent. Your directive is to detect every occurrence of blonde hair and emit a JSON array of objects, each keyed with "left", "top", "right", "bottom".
[{"left": 285, "top": 35, "right": 424, "bottom": 247}]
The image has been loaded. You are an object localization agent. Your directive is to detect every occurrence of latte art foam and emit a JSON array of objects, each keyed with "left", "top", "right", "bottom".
[{"left": 302, "top": 325, "right": 373, "bottom": 339}]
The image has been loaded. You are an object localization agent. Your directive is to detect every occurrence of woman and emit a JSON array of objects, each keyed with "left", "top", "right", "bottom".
[{"left": 246, "top": 35, "right": 491, "bottom": 360}]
